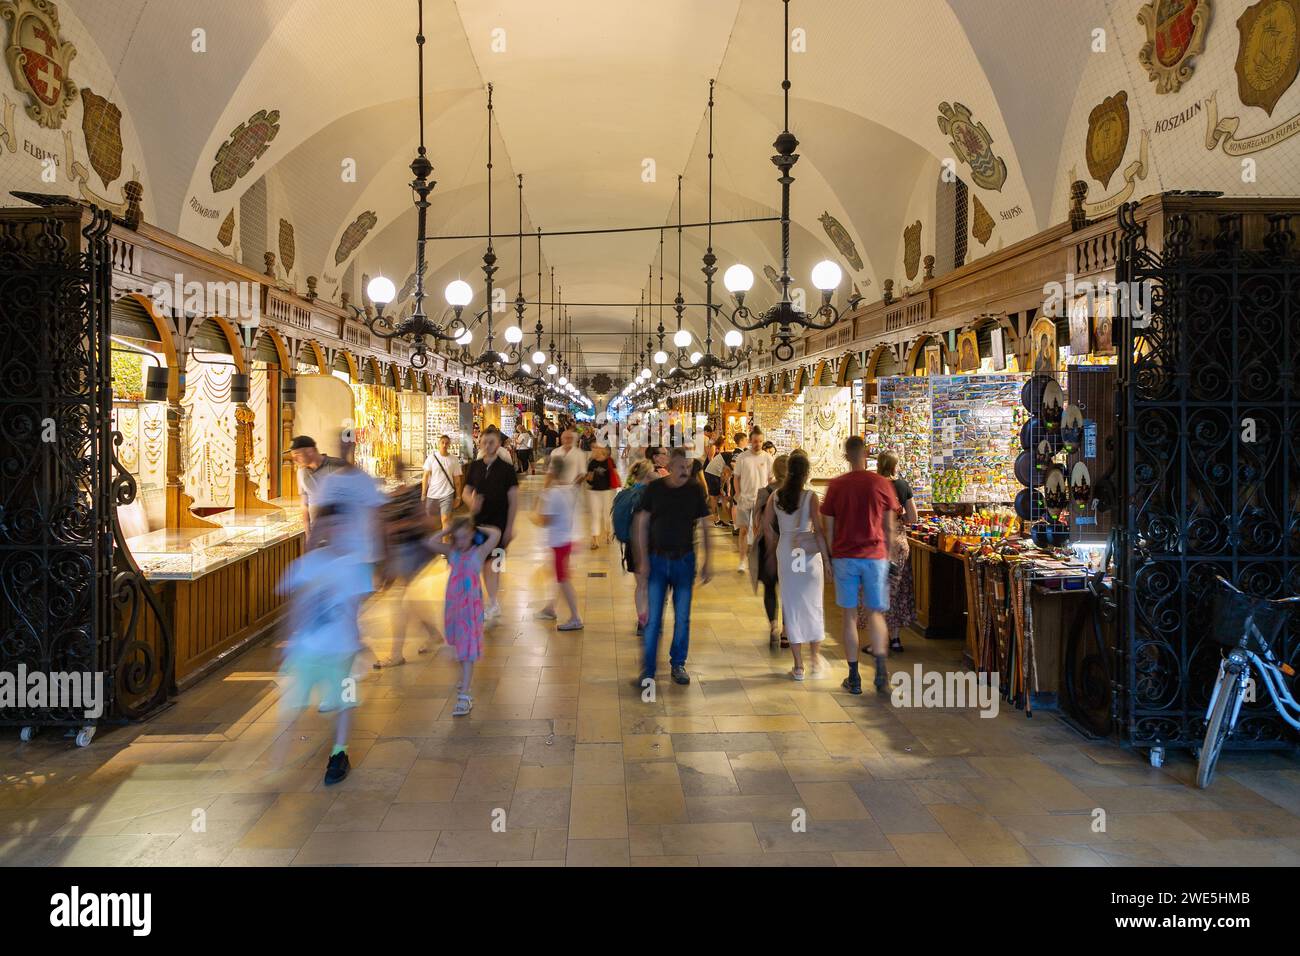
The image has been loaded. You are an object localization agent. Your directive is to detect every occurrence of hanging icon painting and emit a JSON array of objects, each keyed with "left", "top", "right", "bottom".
[{"left": 956, "top": 331, "right": 979, "bottom": 372}]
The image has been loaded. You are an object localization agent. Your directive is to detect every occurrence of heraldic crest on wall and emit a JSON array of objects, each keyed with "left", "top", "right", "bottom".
[
  {"left": 903, "top": 220, "right": 922, "bottom": 280},
  {"left": 1235, "top": 0, "right": 1300, "bottom": 115},
  {"left": 1137, "top": 0, "right": 1212, "bottom": 94},
  {"left": 936, "top": 101, "right": 1007, "bottom": 191},
  {"left": 818, "top": 212, "right": 863, "bottom": 271},
  {"left": 1086, "top": 91, "right": 1131, "bottom": 188},
  {"left": 80, "top": 86, "right": 122, "bottom": 188},
  {"left": 335, "top": 210, "right": 379, "bottom": 266},
  {"left": 210, "top": 108, "right": 280, "bottom": 193},
  {"left": 1, "top": 0, "right": 77, "bottom": 128}
]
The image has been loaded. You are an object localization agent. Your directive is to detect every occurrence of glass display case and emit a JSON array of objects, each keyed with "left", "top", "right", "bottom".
[
  {"left": 124, "top": 527, "right": 259, "bottom": 580},
  {"left": 206, "top": 507, "right": 302, "bottom": 546}
]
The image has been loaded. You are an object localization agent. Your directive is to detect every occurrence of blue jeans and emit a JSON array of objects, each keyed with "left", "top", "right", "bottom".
[{"left": 642, "top": 552, "right": 695, "bottom": 678}]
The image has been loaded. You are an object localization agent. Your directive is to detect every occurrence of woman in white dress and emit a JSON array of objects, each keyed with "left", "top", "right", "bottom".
[{"left": 762, "top": 450, "right": 832, "bottom": 680}]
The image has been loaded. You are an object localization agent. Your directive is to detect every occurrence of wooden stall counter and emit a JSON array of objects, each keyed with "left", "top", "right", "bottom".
[{"left": 123, "top": 507, "right": 305, "bottom": 689}]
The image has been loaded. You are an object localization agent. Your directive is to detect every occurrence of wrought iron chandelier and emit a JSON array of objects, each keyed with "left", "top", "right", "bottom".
[
  {"left": 677, "top": 80, "right": 748, "bottom": 387},
  {"left": 348, "top": 0, "right": 471, "bottom": 368},
  {"left": 459, "top": 84, "right": 529, "bottom": 385},
  {"left": 716, "top": 0, "right": 845, "bottom": 363}
]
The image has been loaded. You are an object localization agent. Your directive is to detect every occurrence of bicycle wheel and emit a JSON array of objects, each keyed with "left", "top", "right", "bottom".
[{"left": 1196, "top": 663, "right": 1243, "bottom": 789}]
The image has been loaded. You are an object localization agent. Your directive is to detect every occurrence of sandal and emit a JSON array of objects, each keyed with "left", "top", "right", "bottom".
[
  {"left": 452, "top": 693, "right": 473, "bottom": 717},
  {"left": 789, "top": 667, "right": 805, "bottom": 682},
  {"left": 779, "top": 634, "right": 790, "bottom": 649},
  {"left": 372, "top": 655, "right": 406, "bottom": 669},
  {"left": 557, "top": 619, "right": 584, "bottom": 631},
  {"left": 536, "top": 607, "right": 558, "bottom": 620}
]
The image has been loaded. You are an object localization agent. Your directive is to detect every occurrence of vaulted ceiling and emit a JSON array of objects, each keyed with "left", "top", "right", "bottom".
[{"left": 40, "top": 0, "right": 1295, "bottom": 373}]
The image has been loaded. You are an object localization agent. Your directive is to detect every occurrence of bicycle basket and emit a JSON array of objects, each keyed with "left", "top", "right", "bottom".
[{"left": 1209, "top": 583, "right": 1293, "bottom": 655}]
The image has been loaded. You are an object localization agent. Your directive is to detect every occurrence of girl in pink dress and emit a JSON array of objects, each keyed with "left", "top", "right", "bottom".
[{"left": 428, "top": 517, "right": 501, "bottom": 716}]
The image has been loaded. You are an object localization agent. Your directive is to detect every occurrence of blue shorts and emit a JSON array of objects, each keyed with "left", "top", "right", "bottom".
[{"left": 832, "top": 558, "right": 891, "bottom": 611}]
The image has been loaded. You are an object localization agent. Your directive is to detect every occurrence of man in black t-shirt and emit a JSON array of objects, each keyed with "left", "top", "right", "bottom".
[
  {"left": 632, "top": 447, "right": 713, "bottom": 687},
  {"left": 463, "top": 426, "right": 518, "bottom": 624}
]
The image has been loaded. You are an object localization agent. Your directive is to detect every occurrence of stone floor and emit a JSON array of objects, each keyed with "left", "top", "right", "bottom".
[{"left": 3, "top": 476, "right": 1300, "bottom": 867}]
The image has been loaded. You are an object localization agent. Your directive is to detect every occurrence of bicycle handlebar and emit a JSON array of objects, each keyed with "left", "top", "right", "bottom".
[{"left": 1215, "top": 575, "right": 1300, "bottom": 605}]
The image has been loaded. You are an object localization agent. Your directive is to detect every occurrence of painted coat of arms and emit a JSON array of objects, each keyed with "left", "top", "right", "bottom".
[
  {"left": 971, "top": 195, "right": 995, "bottom": 246},
  {"left": 278, "top": 218, "right": 295, "bottom": 272},
  {"left": 1138, "top": 0, "right": 1212, "bottom": 94},
  {"left": 818, "top": 212, "right": 863, "bottom": 271},
  {"left": 217, "top": 209, "right": 235, "bottom": 247},
  {"left": 1235, "top": 0, "right": 1300, "bottom": 115},
  {"left": 1, "top": 0, "right": 77, "bottom": 128},
  {"left": 335, "top": 210, "right": 378, "bottom": 265},
  {"left": 937, "top": 101, "right": 1007, "bottom": 192},
  {"left": 1086, "top": 91, "right": 1130, "bottom": 188},
  {"left": 903, "top": 220, "right": 922, "bottom": 280},
  {"left": 80, "top": 87, "right": 122, "bottom": 188},
  {"left": 210, "top": 108, "right": 280, "bottom": 192}
]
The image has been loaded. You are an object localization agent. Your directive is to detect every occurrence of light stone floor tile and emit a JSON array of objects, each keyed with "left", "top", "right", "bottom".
[{"left": 5, "top": 494, "right": 1298, "bottom": 868}]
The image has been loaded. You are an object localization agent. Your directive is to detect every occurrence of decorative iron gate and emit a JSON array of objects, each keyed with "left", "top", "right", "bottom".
[
  {"left": 1115, "top": 203, "right": 1300, "bottom": 750},
  {"left": 0, "top": 206, "right": 172, "bottom": 735}
]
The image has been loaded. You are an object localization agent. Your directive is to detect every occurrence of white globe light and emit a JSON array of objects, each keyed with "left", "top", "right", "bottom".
[
  {"left": 673, "top": 329, "right": 691, "bottom": 348},
  {"left": 504, "top": 325, "right": 523, "bottom": 344},
  {"left": 723, "top": 263, "right": 754, "bottom": 294},
  {"left": 367, "top": 275, "right": 396, "bottom": 305},
  {"left": 498, "top": 352, "right": 509, "bottom": 362},
  {"left": 444, "top": 279, "right": 473, "bottom": 307},
  {"left": 521, "top": 362, "right": 532, "bottom": 373},
  {"left": 690, "top": 351, "right": 703, "bottom": 363},
  {"left": 455, "top": 328, "right": 473, "bottom": 346},
  {"left": 532, "top": 349, "right": 546, "bottom": 364},
  {"left": 547, "top": 363, "right": 558, "bottom": 376},
  {"left": 640, "top": 368, "right": 651, "bottom": 379},
  {"left": 811, "top": 259, "right": 843, "bottom": 291},
  {"left": 724, "top": 329, "right": 743, "bottom": 349},
  {"left": 558, "top": 375, "right": 568, "bottom": 385},
  {"left": 653, "top": 350, "right": 668, "bottom": 365}
]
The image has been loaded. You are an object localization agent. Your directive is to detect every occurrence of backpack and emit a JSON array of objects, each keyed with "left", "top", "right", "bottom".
[{"left": 611, "top": 483, "right": 646, "bottom": 544}]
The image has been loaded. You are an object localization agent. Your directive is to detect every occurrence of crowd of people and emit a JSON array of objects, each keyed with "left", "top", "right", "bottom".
[{"left": 280, "top": 414, "right": 917, "bottom": 786}]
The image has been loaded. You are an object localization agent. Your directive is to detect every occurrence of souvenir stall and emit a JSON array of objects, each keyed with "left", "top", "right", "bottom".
[
  {"left": 399, "top": 378, "right": 428, "bottom": 483},
  {"left": 801, "top": 385, "right": 853, "bottom": 481},
  {"left": 109, "top": 323, "right": 170, "bottom": 537},
  {"left": 117, "top": 317, "right": 306, "bottom": 689},
  {"left": 751, "top": 392, "right": 803, "bottom": 454},
  {"left": 350, "top": 365, "right": 403, "bottom": 482}
]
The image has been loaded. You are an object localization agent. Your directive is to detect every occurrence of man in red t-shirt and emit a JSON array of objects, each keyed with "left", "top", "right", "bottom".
[{"left": 819, "top": 435, "right": 899, "bottom": 694}]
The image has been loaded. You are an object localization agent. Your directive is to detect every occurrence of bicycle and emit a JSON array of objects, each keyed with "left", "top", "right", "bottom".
[{"left": 1196, "top": 575, "right": 1300, "bottom": 789}]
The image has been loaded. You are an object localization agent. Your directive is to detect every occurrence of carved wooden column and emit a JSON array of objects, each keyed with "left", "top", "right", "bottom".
[{"left": 167, "top": 320, "right": 217, "bottom": 529}]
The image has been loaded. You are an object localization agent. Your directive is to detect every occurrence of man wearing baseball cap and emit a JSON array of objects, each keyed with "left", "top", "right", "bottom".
[{"left": 286, "top": 435, "right": 347, "bottom": 540}]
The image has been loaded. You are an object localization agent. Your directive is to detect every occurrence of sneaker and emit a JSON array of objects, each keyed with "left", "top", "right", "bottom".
[
  {"left": 889, "top": 636, "right": 904, "bottom": 653},
  {"left": 632, "top": 674, "right": 654, "bottom": 690},
  {"left": 737, "top": 559, "right": 749, "bottom": 574},
  {"left": 874, "top": 672, "right": 889, "bottom": 693},
  {"left": 324, "top": 750, "right": 350, "bottom": 786},
  {"left": 841, "top": 673, "right": 862, "bottom": 695},
  {"left": 671, "top": 665, "right": 691, "bottom": 685},
  {"left": 731, "top": 527, "right": 740, "bottom": 537},
  {"left": 557, "top": 619, "right": 584, "bottom": 631}
]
